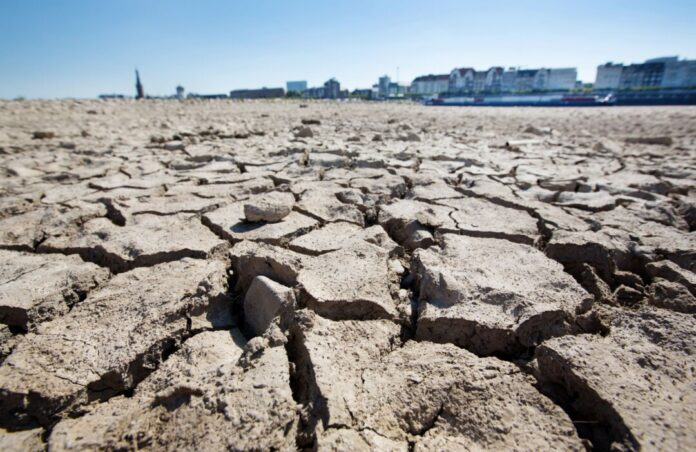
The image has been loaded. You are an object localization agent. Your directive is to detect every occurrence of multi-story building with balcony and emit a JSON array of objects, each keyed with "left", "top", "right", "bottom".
[
  {"left": 595, "top": 57, "right": 696, "bottom": 90},
  {"left": 450, "top": 66, "right": 575, "bottom": 93},
  {"left": 595, "top": 63, "right": 623, "bottom": 89}
]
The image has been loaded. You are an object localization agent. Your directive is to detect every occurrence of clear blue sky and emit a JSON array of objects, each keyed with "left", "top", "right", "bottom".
[{"left": 1, "top": 0, "right": 694, "bottom": 98}]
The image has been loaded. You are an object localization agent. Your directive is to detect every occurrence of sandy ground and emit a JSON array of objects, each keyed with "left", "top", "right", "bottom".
[{"left": 0, "top": 99, "right": 694, "bottom": 451}]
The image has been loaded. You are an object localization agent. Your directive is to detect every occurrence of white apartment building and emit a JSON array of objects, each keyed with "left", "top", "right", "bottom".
[
  {"left": 595, "top": 57, "right": 696, "bottom": 90},
  {"left": 595, "top": 63, "right": 623, "bottom": 89},
  {"left": 500, "top": 67, "right": 576, "bottom": 92},
  {"left": 449, "top": 67, "right": 503, "bottom": 92},
  {"left": 449, "top": 68, "right": 475, "bottom": 91},
  {"left": 417, "top": 65, "right": 576, "bottom": 95},
  {"left": 547, "top": 68, "right": 577, "bottom": 90},
  {"left": 658, "top": 57, "right": 696, "bottom": 88},
  {"left": 411, "top": 74, "right": 450, "bottom": 95}
]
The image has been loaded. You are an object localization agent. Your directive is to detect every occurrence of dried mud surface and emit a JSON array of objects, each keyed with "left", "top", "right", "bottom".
[{"left": 0, "top": 99, "right": 695, "bottom": 451}]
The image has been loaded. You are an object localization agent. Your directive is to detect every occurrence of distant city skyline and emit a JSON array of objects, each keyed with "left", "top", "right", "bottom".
[{"left": 1, "top": 0, "right": 695, "bottom": 99}]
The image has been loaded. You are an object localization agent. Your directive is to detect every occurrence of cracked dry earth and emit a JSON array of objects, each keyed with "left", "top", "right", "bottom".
[{"left": 0, "top": 100, "right": 694, "bottom": 452}]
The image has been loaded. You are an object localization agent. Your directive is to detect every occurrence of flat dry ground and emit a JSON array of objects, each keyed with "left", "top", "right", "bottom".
[{"left": 0, "top": 100, "right": 694, "bottom": 451}]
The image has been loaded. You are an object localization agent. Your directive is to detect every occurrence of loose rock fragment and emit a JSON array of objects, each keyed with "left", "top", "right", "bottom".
[
  {"left": 204, "top": 201, "right": 316, "bottom": 245},
  {"left": 524, "top": 125, "right": 553, "bottom": 135},
  {"left": 244, "top": 276, "right": 296, "bottom": 335},
  {"left": 294, "top": 126, "right": 314, "bottom": 138},
  {"left": 648, "top": 278, "right": 696, "bottom": 313},
  {"left": 397, "top": 132, "right": 420, "bottom": 142},
  {"left": 32, "top": 131, "right": 55, "bottom": 139},
  {"left": 243, "top": 191, "right": 295, "bottom": 222},
  {"left": 625, "top": 136, "right": 673, "bottom": 146},
  {"left": 646, "top": 259, "right": 696, "bottom": 297}
]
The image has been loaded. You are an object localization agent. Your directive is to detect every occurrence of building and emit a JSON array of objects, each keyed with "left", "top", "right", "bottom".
[
  {"left": 501, "top": 68, "right": 519, "bottom": 92},
  {"left": 514, "top": 69, "right": 541, "bottom": 91},
  {"left": 620, "top": 61, "right": 664, "bottom": 89},
  {"left": 449, "top": 68, "right": 475, "bottom": 92},
  {"left": 305, "top": 86, "right": 324, "bottom": 98},
  {"left": 646, "top": 57, "right": 696, "bottom": 88},
  {"left": 352, "top": 88, "right": 374, "bottom": 100},
  {"left": 323, "top": 78, "right": 340, "bottom": 99},
  {"left": 473, "top": 71, "right": 489, "bottom": 92},
  {"left": 229, "top": 87, "right": 285, "bottom": 99},
  {"left": 286, "top": 80, "right": 307, "bottom": 93},
  {"left": 499, "top": 67, "right": 576, "bottom": 92},
  {"left": 187, "top": 93, "right": 228, "bottom": 99},
  {"left": 595, "top": 57, "right": 696, "bottom": 90},
  {"left": 547, "top": 68, "right": 577, "bottom": 90},
  {"left": 387, "top": 82, "right": 408, "bottom": 97},
  {"left": 378, "top": 75, "right": 391, "bottom": 97},
  {"left": 176, "top": 85, "right": 185, "bottom": 100},
  {"left": 595, "top": 63, "right": 623, "bottom": 89},
  {"left": 485, "top": 67, "right": 504, "bottom": 92},
  {"left": 411, "top": 74, "right": 450, "bottom": 96}
]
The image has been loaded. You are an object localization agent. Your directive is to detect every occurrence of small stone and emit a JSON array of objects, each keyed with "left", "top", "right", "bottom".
[
  {"left": 294, "top": 126, "right": 314, "bottom": 138},
  {"left": 163, "top": 140, "right": 185, "bottom": 151},
  {"left": 32, "top": 131, "right": 55, "bottom": 139},
  {"left": 649, "top": 278, "right": 696, "bottom": 313},
  {"left": 388, "top": 259, "right": 405, "bottom": 275},
  {"left": 397, "top": 132, "right": 420, "bottom": 142},
  {"left": 243, "top": 192, "right": 295, "bottom": 222},
  {"left": 415, "top": 208, "right": 443, "bottom": 228},
  {"left": 625, "top": 136, "right": 672, "bottom": 146},
  {"left": 244, "top": 276, "right": 296, "bottom": 336},
  {"left": 614, "top": 285, "right": 644, "bottom": 305},
  {"left": 336, "top": 190, "right": 364, "bottom": 205},
  {"left": 524, "top": 125, "right": 552, "bottom": 135}
]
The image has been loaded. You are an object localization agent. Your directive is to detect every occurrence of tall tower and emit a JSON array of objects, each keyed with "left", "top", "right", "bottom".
[{"left": 135, "top": 69, "right": 144, "bottom": 99}]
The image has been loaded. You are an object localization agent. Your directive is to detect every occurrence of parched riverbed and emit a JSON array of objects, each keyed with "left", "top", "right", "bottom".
[{"left": 0, "top": 100, "right": 694, "bottom": 451}]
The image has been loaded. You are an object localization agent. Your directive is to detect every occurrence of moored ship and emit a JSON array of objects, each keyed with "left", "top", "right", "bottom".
[{"left": 427, "top": 92, "right": 616, "bottom": 107}]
